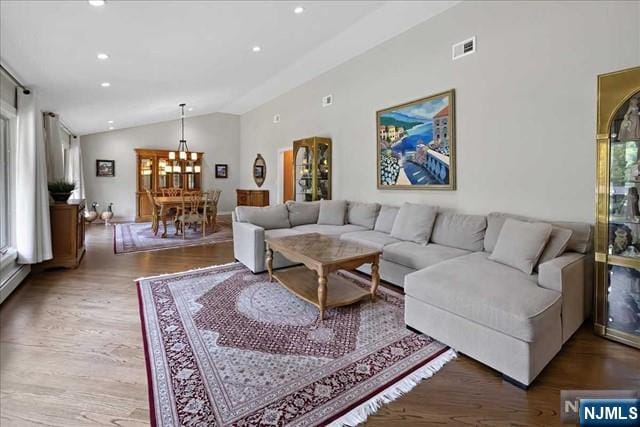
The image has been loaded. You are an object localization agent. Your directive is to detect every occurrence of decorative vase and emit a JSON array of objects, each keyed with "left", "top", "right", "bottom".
[{"left": 50, "top": 192, "right": 72, "bottom": 202}]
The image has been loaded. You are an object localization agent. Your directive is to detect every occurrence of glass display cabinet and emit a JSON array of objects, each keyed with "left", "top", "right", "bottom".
[
  {"left": 135, "top": 148, "right": 203, "bottom": 221},
  {"left": 595, "top": 66, "right": 640, "bottom": 348},
  {"left": 293, "top": 137, "right": 332, "bottom": 201}
]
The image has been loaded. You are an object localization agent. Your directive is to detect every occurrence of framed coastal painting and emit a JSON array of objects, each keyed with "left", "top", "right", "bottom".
[{"left": 376, "top": 89, "right": 456, "bottom": 190}]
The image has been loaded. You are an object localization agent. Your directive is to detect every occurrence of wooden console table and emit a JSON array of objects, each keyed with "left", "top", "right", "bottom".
[
  {"left": 41, "top": 199, "right": 86, "bottom": 269},
  {"left": 236, "top": 189, "right": 269, "bottom": 207}
]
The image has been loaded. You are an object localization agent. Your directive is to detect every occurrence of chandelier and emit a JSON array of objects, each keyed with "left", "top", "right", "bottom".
[{"left": 169, "top": 103, "right": 198, "bottom": 162}]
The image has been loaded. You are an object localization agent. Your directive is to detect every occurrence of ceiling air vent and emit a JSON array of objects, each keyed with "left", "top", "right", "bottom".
[
  {"left": 452, "top": 36, "right": 476, "bottom": 60},
  {"left": 322, "top": 94, "right": 333, "bottom": 107}
]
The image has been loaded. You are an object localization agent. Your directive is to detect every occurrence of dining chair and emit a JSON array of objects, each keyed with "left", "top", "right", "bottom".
[
  {"left": 177, "top": 191, "right": 204, "bottom": 239},
  {"left": 145, "top": 189, "right": 160, "bottom": 235},
  {"left": 161, "top": 187, "right": 182, "bottom": 197},
  {"left": 203, "top": 190, "right": 222, "bottom": 235}
]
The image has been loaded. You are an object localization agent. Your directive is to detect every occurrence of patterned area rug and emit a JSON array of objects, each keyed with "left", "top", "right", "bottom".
[
  {"left": 137, "top": 263, "right": 455, "bottom": 426},
  {"left": 114, "top": 217, "right": 232, "bottom": 254}
]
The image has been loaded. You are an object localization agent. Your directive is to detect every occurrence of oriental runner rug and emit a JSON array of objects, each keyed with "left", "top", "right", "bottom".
[
  {"left": 114, "top": 216, "right": 232, "bottom": 254},
  {"left": 136, "top": 263, "right": 455, "bottom": 426}
]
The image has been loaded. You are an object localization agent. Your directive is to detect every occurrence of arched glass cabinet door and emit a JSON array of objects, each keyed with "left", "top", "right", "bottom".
[
  {"left": 294, "top": 142, "right": 312, "bottom": 201},
  {"left": 605, "top": 89, "right": 640, "bottom": 343},
  {"left": 595, "top": 67, "right": 640, "bottom": 348}
]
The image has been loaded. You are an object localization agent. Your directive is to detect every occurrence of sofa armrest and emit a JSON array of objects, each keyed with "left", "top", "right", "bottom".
[
  {"left": 232, "top": 221, "right": 265, "bottom": 273},
  {"left": 538, "top": 252, "right": 586, "bottom": 342}
]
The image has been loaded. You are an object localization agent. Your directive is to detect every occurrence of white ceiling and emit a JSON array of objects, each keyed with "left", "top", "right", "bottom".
[{"left": 0, "top": 1, "right": 458, "bottom": 135}]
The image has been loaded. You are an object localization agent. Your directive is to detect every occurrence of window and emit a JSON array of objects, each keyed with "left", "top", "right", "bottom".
[{"left": 0, "top": 115, "right": 9, "bottom": 253}]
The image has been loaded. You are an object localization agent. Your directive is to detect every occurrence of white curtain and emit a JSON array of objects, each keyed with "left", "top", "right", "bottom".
[
  {"left": 65, "top": 135, "right": 85, "bottom": 200},
  {"left": 15, "top": 90, "right": 52, "bottom": 264},
  {"left": 43, "top": 113, "right": 64, "bottom": 182}
]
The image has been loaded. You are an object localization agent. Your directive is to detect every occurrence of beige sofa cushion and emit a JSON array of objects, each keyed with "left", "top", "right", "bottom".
[
  {"left": 347, "top": 202, "right": 380, "bottom": 229},
  {"left": 292, "top": 224, "right": 367, "bottom": 236},
  {"left": 404, "top": 252, "right": 562, "bottom": 342},
  {"left": 431, "top": 212, "right": 487, "bottom": 251},
  {"left": 340, "top": 230, "right": 401, "bottom": 250},
  {"left": 235, "top": 204, "right": 290, "bottom": 230},
  {"left": 489, "top": 219, "right": 552, "bottom": 275},
  {"left": 264, "top": 228, "right": 304, "bottom": 240},
  {"left": 538, "top": 227, "right": 573, "bottom": 265},
  {"left": 382, "top": 242, "right": 469, "bottom": 270},
  {"left": 317, "top": 200, "right": 347, "bottom": 225},
  {"left": 374, "top": 205, "right": 399, "bottom": 233},
  {"left": 286, "top": 201, "right": 320, "bottom": 226},
  {"left": 484, "top": 212, "right": 592, "bottom": 254},
  {"left": 390, "top": 203, "right": 438, "bottom": 244}
]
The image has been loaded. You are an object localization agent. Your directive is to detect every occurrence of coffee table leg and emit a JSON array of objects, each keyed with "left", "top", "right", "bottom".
[
  {"left": 266, "top": 246, "right": 273, "bottom": 282},
  {"left": 318, "top": 274, "right": 327, "bottom": 321},
  {"left": 371, "top": 257, "right": 380, "bottom": 302}
]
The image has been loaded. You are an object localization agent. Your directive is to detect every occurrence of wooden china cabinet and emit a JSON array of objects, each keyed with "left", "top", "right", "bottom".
[{"left": 135, "top": 148, "right": 204, "bottom": 221}]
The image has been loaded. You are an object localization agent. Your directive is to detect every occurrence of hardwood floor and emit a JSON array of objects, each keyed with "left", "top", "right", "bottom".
[{"left": 1, "top": 225, "right": 638, "bottom": 426}]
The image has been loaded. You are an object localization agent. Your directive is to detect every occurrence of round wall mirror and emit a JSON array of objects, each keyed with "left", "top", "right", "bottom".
[{"left": 253, "top": 154, "right": 266, "bottom": 188}]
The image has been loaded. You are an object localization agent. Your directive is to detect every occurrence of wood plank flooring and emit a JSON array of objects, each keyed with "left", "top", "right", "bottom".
[{"left": 1, "top": 224, "right": 638, "bottom": 426}]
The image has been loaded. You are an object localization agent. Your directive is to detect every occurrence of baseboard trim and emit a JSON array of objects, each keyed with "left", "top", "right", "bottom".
[{"left": 0, "top": 264, "right": 30, "bottom": 303}]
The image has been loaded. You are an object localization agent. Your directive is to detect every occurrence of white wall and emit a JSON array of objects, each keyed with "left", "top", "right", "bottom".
[
  {"left": 239, "top": 1, "right": 640, "bottom": 222},
  {"left": 82, "top": 112, "right": 240, "bottom": 221}
]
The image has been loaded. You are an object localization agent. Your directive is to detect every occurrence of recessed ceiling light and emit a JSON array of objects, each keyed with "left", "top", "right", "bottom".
[
  {"left": 100, "top": 82, "right": 111, "bottom": 87},
  {"left": 188, "top": 107, "right": 193, "bottom": 111},
  {"left": 294, "top": 6, "right": 304, "bottom": 14},
  {"left": 107, "top": 120, "right": 114, "bottom": 124},
  {"left": 252, "top": 46, "right": 261, "bottom": 52},
  {"left": 88, "top": 0, "right": 105, "bottom": 6},
  {"left": 97, "top": 53, "right": 110, "bottom": 60},
  {"left": 109, "top": 126, "right": 114, "bottom": 130}
]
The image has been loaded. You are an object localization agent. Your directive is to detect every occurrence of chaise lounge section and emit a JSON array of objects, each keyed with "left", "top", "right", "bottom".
[{"left": 232, "top": 200, "right": 592, "bottom": 387}]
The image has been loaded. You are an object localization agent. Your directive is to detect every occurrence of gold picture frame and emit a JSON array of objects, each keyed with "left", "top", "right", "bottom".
[{"left": 376, "top": 89, "right": 456, "bottom": 190}]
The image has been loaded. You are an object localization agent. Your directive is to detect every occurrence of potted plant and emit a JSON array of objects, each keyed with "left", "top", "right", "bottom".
[{"left": 48, "top": 180, "right": 76, "bottom": 202}]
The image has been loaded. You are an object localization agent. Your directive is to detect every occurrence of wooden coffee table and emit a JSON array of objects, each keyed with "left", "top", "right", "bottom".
[{"left": 265, "top": 233, "right": 381, "bottom": 320}]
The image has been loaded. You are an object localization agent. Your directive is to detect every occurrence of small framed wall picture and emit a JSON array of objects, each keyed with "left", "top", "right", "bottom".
[
  {"left": 96, "top": 159, "right": 115, "bottom": 177},
  {"left": 215, "top": 164, "right": 228, "bottom": 178},
  {"left": 254, "top": 164, "right": 265, "bottom": 179}
]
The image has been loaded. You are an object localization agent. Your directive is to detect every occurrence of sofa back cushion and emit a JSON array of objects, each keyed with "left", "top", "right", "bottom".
[
  {"left": 485, "top": 212, "right": 592, "bottom": 254},
  {"left": 552, "top": 221, "right": 592, "bottom": 254},
  {"left": 286, "top": 201, "right": 320, "bottom": 226},
  {"left": 488, "top": 218, "right": 552, "bottom": 275},
  {"left": 390, "top": 202, "right": 438, "bottom": 245},
  {"left": 374, "top": 205, "right": 399, "bottom": 233},
  {"left": 235, "top": 204, "right": 290, "bottom": 230},
  {"left": 347, "top": 202, "right": 380, "bottom": 229},
  {"left": 431, "top": 212, "right": 487, "bottom": 251},
  {"left": 538, "top": 227, "right": 573, "bottom": 265},
  {"left": 317, "top": 200, "right": 347, "bottom": 225}
]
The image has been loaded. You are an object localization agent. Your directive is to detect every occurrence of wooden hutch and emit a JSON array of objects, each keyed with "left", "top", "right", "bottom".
[{"left": 135, "top": 148, "right": 204, "bottom": 221}]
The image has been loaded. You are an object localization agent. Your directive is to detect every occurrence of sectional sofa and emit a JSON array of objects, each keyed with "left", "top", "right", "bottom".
[{"left": 232, "top": 200, "right": 593, "bottom": 387}]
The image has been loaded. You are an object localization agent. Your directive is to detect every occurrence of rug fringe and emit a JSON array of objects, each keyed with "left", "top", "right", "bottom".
[
  {"left": 134, "top": 261, "right": 241, "bottom": 282},
  {"left": 327, "top": 348, "right": 457, "bottom": 427}
]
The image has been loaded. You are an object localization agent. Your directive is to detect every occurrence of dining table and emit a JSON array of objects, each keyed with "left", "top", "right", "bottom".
[{"left": 154, "top": 194, "right": 206, "bottom": 238}]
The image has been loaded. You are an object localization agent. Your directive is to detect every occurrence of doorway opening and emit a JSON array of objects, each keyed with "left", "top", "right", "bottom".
[{"left": 277, "top": 147, "right": 294, "bottom": 203}]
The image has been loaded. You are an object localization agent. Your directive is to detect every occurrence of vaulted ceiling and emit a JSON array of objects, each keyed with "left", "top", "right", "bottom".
[{"left": 0, "top": 1, "right": 457, "bottom": 135}]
